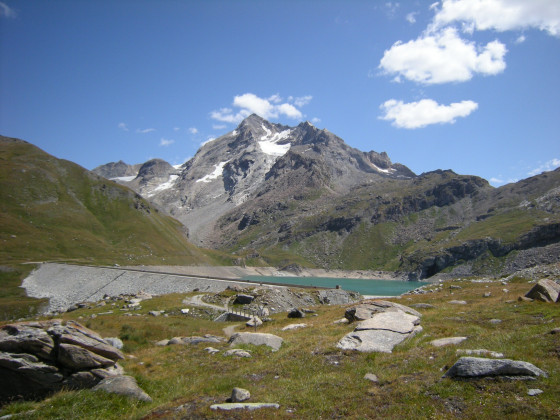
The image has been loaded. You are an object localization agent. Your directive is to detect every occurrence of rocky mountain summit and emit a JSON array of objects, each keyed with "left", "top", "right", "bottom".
[{"left": 92, "top": 115, "right": 560, "bottom": 279}]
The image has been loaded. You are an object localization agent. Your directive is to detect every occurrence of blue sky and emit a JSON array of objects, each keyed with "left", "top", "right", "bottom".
[{"left": 1, "top": 0, "right": 559, "bottom": 186}]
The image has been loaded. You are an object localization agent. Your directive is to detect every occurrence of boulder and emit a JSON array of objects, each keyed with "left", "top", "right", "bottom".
[
  {"left": 443, "top": 357, "right": 547, "bottom": 379},
  {"left": 525, "top": 279, "right": 560, "bottom": 303},
  {"left": 364, "top": 373, "right": 379, "bottom": 383},
  {"left": 281, "top": 323, "right": 308, "bottom": 331},
  {"left": 223, "top": 349, "right": 252, "bottom": 358},
  {"left": 287, "top": 308, "right": 305, "bottom": 319},
  {"left": 337, "top": 310, "right": 422, "bottom": 353},
  {"left": 228, "top": 332, "right": 283, "bottom": 352},
  {"left": 345, "top": 301, "right": 421, "bottom": 322},
  {"left": 230, "top": 387, "right": 251, "bottom": 402},
  {"left": 57, "top": 343, "right": 116, "bottom": 370},
  {"left": 246, "top": 317, "right": 263, "bottom": 328},
  {"left": 234, "top": 294, "right": 255, "bottom": 305},
  {"left": 92, "top": 375, "right": 152, "bottom": 402}
]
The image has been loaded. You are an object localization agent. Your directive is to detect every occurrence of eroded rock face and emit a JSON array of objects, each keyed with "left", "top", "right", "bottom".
[{"left": 0, "top": 320, "right": 125, "bottom": 403}]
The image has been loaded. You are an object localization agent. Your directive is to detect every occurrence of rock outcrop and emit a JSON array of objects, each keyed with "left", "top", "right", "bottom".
[
  {"left": 525, "top": 279, "right": 560, "bottom": 302},
  {"left": 0, "top": 320, "right": 143, "bottom": 403}
]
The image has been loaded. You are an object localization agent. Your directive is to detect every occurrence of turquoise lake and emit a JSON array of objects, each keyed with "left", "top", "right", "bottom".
[{"left": 242, "top": 275, "right": 426, "bottom": 296}]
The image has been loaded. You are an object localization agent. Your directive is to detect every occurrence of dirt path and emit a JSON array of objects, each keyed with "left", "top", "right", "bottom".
[{"left": 182, "top": 294, "right": 227, "bottom": 312}]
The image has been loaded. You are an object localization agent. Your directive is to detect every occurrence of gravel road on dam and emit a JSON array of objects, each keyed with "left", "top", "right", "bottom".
[{"left": 22, "top": 263, "right": 275, "bottom": 314}]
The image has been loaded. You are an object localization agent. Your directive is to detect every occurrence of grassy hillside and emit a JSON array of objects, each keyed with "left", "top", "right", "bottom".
[
  {"left": 0, "top": 136, "right": 227, "bottom": 266},
  {"left": 1, "top": 275, "right": 558, "bottom": 418}
]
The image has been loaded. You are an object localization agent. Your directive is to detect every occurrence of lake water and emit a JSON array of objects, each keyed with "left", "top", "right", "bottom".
[{"left": 242, "top": 275, "right": 426, "bottom": 296}]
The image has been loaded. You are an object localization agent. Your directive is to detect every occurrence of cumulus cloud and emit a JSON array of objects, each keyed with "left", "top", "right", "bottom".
[
  {"left": 432, "top": 0, "right": 560, "bottom": 37},
  {"left": 406, "top": 12, "right": 418, "bottom": 24},
  {"left": 0, "top": 2, "right": 17, "bottom": 18},
  {"left": 211, "top": 93, "right": 312, "bottom": 124},
  {"left": 137, "top": 128, "right": 156, "bottom": 134},
  {"left": 528, "top": 158, "right": 560, "bottom": 176},
  {"left": 117, "top": 122, "right": 129, "bottom": 132},
  {"left": 159, "top": 138, "right": 174, "bottom": 146},
  {"left": 188, "top": 127, "right": 198, "bottom": 135},
  {"left": 379, "top": 27, "right": 507, "bottom": 84},
  {"left": 379, "top": 98, "right": 478, "bottom": 128}
]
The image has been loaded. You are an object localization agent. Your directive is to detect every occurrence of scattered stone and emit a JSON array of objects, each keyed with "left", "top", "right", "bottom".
[
  {"left": 443, "top": 357, "right": 547, "bottom": 379},
  {"left": 430, "top": 337, "right": 467, "bottom": 347},
  {"left": 287, "top": 308, "right": 305, "bottom": 319},
  {"left": 301, "top": 308, "right": 316, "bottom": 314},
  {"left": 210, "top": 403, "right": 280, "bottom": 411},
  {"left": 230, "top": 387, "right": 251, "bottom": 402},
  {"left": 167, "top": 337, "right": 183, "bottom": 345},
  {"left": 483, "top": 292, "right": 492, "bottom": 298},
  {"left": 228, "top": 333, "right": 283, "bottom": 352},
  {"left": 456, "top": 349, "right": 504, "bottom": 358},
  {"left": 502, "top": 289, "right": 510, "bottom": 294},
  {"left": 410, "top": 303, "right": 435, "bottom": 309},
  {"left": 549, "top": 328, "right": 560, "bottom": 335},
  {"left": 449, "top": 285, "right": 462, "bottom": 290},
  {"left": 448, "top": 300, "right": 467, "bottom": 305},
  {"left": 205, "top": 347, "right": 220, "bottom": 354},
  {"left": 180, "top": 308, "right": 190, "bottom": 314},
  {"left": 223, "top": 349, "right": 252, "bottom": 358},
  {"left": 518, "top": 296, "right": 534, "bottom": 302},
  {"left": 246, "top": 317, "right": 263, "bottom": 328},
  {"left": 282, "top": 323, "right": 307, "bottom": 331},
  {"left": 364, "top": 373, "right": 379, "bottom": 383},
  {"left": 104, "top": 337, "right": 123, "bottom": 350},
  {"left": 527, "top": 389, "right": 543, "bottom": 396},
  {"left": 489, "top": 319, "right": 502, "bottom": 324},
  {"left": 525, "top": 279, "right": 560, "bottom": 303},
  {"left": 234, "top": 294, "right": 255, "bottom": 305},
  {"left": 148, "top": 310, "right": 163, "bottom": 317},
  {"left": 92, "top": 375, "right": 152, "bottom": 402},
  {"left": 333, "top": 318, "right": 349, "bottom": 324}
]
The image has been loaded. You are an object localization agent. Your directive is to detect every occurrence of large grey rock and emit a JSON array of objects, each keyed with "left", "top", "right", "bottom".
[
  {"left": 338, "top": 306, "right": 422, "bottom": 353},
  {"left": 228, "top": 332, "right": 283, "bottom": 351},
  {"left": 345, "top": 301, "right": 421, "bottom": 322},
  {"left": 525, "top": 279, "right": 560, "bottom": 302},
  {"left": 443, "top": 357, "right": 547, "bottom": 379},
  {"left": 57, "top": 343, "right": 116, "bottom": 371},
  {"left": 0, "top": 322, "right": 56, "bottom": 361},
  {"left": 337, "top": 327, "right": 422, "bottom": 353},
  {"left": 92, "top": 375, "right": 152, "bottom": 402},
  {"left": 287, "top": 308, "right": 305, "bottom": 319},
  {"left": 354, "top": 311, "right": 420, "bottom": 333},
  {"left": 317, "top": 289, "right": 360, "bottom": 305},
  {"left": 47, "top": 321, "right": 124, "bottom": 361}
]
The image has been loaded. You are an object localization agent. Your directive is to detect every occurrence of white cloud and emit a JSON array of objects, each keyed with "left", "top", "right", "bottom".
[
  {"left": 137, "top": 128, "right": 156, "bottom": 134},
  {"left": 188, "top": 127, "right": 198, "bottom": 135},
  {"left": 432, "top": 0, "right": 560, "bottom": 37},
  {"left": 379, "top": 27, "right": 507, "bottom": 84},
  {"left": 379, "top": 98, "right": 478, "bottom": 128},
  {"left": 200, "top": 136, "right": 216, "bottom": 147},
  {"left": 159, "top": 138, "right": 174, "bottom": 146},
  {"left": 311, "top": 117, "right": 322, "bottom": 124},
  {"left": 406, "top": 12, "right": 418, "bottom": 24},
  {"left": 118, "top": 122, "right": 129, "bottom": 132},
  {"left": 528, "top": 158, "right": 560, "bottom": 176},
  {"left": 515, "top": 34, "right": 526, "bottom": 44},
  {"left": 210, "top": 93, "right": 311, "bottom": 124},
  {"left": 0, "top": 2, "right": 16, "bottom": 18}
]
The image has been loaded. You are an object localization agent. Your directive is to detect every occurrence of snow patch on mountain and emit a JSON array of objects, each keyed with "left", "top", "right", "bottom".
[
  {"left": 111, "top": 175, "right": 137, "bottom": 182},
  {"left": 258, "top": 125, "right": 292, "bottom": 157},
  {"left": 196, "top": 161, "right": 229, "bottom": 183}
]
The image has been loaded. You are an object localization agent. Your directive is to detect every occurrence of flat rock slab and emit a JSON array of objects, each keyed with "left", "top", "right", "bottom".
[
  {"left": 281, "top": 323, "right": 308, "bottom": 331},
  {"left": 354, "top": 311, "right": 419, "bottom": 334},
  {"left": 430, "top": 337, "right": 468, "bottom": 347},
  {"left": 337, "top": 327, "right": 422, "bottom": 353},
  {"left": 210, "top": 403, "right": 280, "bottom": 411},
  {"left": 228, "top": 333, "right": 283, "bottom": 352},
  {"left": 443, "top": 357, "right": 547, "bottom": 379},
  {"left": 448, "top": 300, "right": 467, "bottom": 305},
  {"left": 456, "top": 349, "right": 504, "bottom": 358},
  {"left": 92, "top": 375, "right": 152, "bottom": 402}
]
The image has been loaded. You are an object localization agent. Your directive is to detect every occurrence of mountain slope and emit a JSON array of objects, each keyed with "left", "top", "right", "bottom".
[
  {"left": 92, "top": 115, "right": 560, "bottom": 278},
  {"left": 0, "top": 136, "right": 222, "bottom": 265}
]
